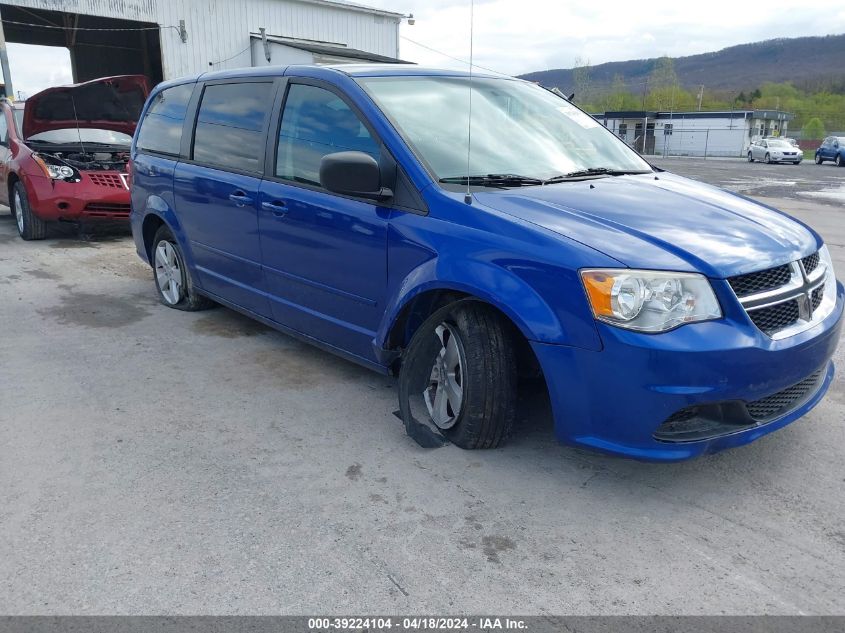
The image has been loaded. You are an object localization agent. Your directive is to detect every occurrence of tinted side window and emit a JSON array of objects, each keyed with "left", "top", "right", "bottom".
[
  {"left": 193, "top": 82, "right": 274, "bottom": 173},
  {"left": 276, "top": 83, "right": 379, "bottom": 186},
  {"left": 0, "top": 111, "right": 7, "bottom": 144},
  {"left": 136, "top": 83, "right": 194, "bottom": 155}
]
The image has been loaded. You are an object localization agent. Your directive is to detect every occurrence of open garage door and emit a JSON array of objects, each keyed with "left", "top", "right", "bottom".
[{"left": 0, "top": 4, "right": 162, "bottom": 90}]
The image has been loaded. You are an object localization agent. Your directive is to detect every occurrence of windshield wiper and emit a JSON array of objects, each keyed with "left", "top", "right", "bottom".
[
  {"left": 439, "top": 174, "right": 545, "bottom": 188},
  {"left": 543, "top": 168, "right": 652, "bottom": 183}
]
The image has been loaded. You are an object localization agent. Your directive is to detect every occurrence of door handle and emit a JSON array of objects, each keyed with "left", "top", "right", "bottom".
[
  {"left": 261, "top": 200, "right": 288, "bottom": 217},
  {"left": 229, "top": 191, "right": 254, "bottom": 206}
]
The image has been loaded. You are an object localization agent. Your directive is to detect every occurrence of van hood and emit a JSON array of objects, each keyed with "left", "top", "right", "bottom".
[
  {"left": 473, "top": 172, "right": 820, "bottom": 279},
  {"left": 23, "top": 75, "right": 150, "bottom": 139}
]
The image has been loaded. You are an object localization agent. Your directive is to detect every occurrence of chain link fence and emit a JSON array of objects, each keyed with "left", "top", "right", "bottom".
[{"left": 611, "top": 126, "right": 753, "bottom": 158}]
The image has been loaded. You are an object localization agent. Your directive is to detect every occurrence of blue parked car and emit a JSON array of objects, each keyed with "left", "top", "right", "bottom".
[
  {"left": 815, "top": 136, "right": 845, "bottom": 166},
  {"left": 129, "top": 65, "right": 843, "bottom": 461}
]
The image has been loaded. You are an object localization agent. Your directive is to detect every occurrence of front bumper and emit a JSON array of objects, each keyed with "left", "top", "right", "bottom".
[
  {"left": 532, "top": 280, "right": 843, "bottom": 461},
  {"left": 26, "top": 173, "right": 131, "bottom": 222},
  {"left": 769, "top": 154, "right": 802, "bottom": 163}
]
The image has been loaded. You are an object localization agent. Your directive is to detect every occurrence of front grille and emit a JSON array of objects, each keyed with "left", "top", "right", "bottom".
[
  {"left": 730, "top": 251, "right": 830, "bottom": 338},
  {"left": 748, "top": 299, "right": 800, "bottom": 335},
  {"left": 655, "top": 367, "right": 827, "bottom": 442},
  {"left": 728, "top": 264, "right": 791, "bottom": 297},
  {"left": 745, "top": 370, "right": 824, "bottom": 421},
  {"left": 86, "top": 172, "right": 126, "bottom": 189},
  {"left": 83, "top": 203, "right": 131, "bottom": 217}
]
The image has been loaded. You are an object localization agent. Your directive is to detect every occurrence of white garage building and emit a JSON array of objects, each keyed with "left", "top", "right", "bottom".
[
  {"left": 592, "top": 109, "right": 795, "bottom": 158},
  {"left": 0, "top": 0, "right": 404, "bottom": 94}
]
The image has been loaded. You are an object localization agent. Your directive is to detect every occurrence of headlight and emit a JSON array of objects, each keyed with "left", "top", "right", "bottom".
[
  {"left": 32, "top": 154, "right": 79, "bottom": 181},
  {"left": 581, "top": 269, "right": 722, "bottom": 333}
]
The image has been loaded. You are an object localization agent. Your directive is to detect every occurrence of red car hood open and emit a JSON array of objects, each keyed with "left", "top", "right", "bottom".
[{"left": 23, "top": 75, "right": 150, "bottom": 139}]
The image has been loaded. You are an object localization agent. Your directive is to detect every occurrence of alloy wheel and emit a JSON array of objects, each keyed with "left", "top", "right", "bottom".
[
  {"left": 423, "top": 322, "right": 467, "bottom": 430},
  {"left": 154, "top": 241, "right": 183, "bottom": 305},
  {"left": 13, "top": 190, "right": 24, "bottom": 234}
]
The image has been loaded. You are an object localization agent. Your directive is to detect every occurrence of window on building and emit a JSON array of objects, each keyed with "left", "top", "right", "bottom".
[
  {"left": 618, "top": 123, "right": 627, "bottom": 138},
  {"left": 136, "top": 83, "right": 194, "bottom": 156},
  {"left": 664, "top": 123, "right": 673, "bottom": 136},
  {"left": 275, "top": 83, "right": 379, "bottom": 187},
  {"left": 193, "top": 82, "right": 275, "bottom": 173}
]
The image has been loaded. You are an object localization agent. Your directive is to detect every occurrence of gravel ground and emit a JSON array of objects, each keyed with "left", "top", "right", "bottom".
[{"left": 0, "top": 176, "right": 843, "bottom": 615}]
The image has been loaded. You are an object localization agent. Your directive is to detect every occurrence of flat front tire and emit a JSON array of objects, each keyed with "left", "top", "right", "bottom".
[
  {"left": 151, "top": 226, "right": 214, "bottom": 311},
  {"left": 12, "top": 181, "right": 46, "bottom": 241},
  {"left": 399, "top": 302, "right": 517, "bottom": 449}
]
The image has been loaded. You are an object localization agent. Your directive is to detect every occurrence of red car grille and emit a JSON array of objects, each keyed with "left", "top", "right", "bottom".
[
  {"left": 84, "top": 203, "right": 131, "bottom": 217},
  {"left": 86, "top": 172, "right": 127, "bottom": 189}
]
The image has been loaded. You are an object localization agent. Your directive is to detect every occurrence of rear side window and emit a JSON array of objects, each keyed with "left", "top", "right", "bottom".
[
  {"left": 276, "top": 83, "right": 379, "bottom": 186},
  {"left": 192, "top": 82, "right": 274, "bottom": 174},
  {"left": 136, "top": 83, "right": 194, "bottom": 156}
]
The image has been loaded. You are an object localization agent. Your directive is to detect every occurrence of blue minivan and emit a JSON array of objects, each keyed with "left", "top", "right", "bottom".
[{"left": 130, "top": 65, "right": 843, "bottom": 461}]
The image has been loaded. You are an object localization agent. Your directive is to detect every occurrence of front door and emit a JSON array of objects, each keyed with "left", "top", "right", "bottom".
[
  {"left": 173, "top": 80, "right": 277, "bottom": 317},
  {"left": 258, "top": 81, "right": 389, "bottom": 362}
]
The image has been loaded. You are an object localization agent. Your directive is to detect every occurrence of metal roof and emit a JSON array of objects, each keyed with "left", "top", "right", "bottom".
[{"left": 251, "top": 33, "right": 407, "bottom": 63}]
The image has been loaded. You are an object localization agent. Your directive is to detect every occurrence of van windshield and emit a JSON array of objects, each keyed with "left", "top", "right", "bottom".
[{"left": 358, "top": 75, "right": 652, "bottom": 183}]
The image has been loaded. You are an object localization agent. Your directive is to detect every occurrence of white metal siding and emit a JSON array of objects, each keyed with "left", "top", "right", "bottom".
[{"left": 2, "top": 0, "right": 400, "bottom": 79}]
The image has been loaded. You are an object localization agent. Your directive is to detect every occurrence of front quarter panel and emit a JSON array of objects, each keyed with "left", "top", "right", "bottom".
[{"left": 379, "top": 189, "right": 622, "bottom": 353}]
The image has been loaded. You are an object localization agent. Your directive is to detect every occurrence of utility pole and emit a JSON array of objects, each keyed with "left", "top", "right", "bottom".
[
  {"left": 0, "top": 7, "right": 14, "bottom": 100},
  {"left": 696, "top": 85, "right": 704, "bottom": 112}
]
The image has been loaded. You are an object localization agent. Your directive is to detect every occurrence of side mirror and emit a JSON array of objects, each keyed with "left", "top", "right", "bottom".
[{"left": 319, "top": 151, "right": 392, "bottom": 201}]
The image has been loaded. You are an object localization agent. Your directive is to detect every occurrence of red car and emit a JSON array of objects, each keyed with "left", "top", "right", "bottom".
[{"left": 0, "top": 75, "right": 150, "bottom": 240}]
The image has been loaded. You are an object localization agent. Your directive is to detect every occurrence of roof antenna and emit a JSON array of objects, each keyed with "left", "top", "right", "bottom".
[{"left": 464, "top": 0, "right": 474, "bottom": 205}]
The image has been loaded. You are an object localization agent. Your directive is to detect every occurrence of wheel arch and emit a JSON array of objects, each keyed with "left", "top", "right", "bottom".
[
  {"left": 137, "top": 199, "right": 191, "bottom": 267},
  {"left": 383, "top": 286, "right": 544, "bottom": 382}
]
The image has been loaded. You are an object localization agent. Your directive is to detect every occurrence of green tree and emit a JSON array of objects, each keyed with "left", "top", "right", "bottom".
[
  {"left": 801, "top": 117, "right": 826, "bottom": 140},
  {"left": 572, "top": 57, "right": 592, "bottom": 105},
  {"left": 647, "top": 56, "right": 680, "bottom": 110}
]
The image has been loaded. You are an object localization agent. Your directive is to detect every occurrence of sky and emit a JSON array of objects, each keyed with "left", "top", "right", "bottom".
[
  {"left": 2, "top": 0, "right": 843, "bottom": 97},
  {"left": 6, "top": 43, "right": 72, "bottom": 100},
  {"left": 365, "top": 0, "right": 845, "bottom": 76}
]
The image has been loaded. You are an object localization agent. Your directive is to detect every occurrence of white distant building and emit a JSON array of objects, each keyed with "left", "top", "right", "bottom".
[
  {"left": 591, "top": 109, "right": 795, "bottom": 157},
  {"left": 0, "top": 0, "right": 404, "bottom": 91}
]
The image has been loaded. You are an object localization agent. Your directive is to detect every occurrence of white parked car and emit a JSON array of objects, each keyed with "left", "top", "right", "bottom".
[{"left": 748, "top": 139, "right": 803, "bottom": 164}]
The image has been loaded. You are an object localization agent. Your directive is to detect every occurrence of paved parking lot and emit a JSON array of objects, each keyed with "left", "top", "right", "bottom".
[
  {"left": 1, "top": 160, "right": 844, "bottom": 615},
  {"left": 651, "top": 156, "right": 845, "bottom": 204}
]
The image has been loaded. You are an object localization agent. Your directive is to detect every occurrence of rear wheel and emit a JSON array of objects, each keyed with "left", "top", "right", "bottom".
[
  {"left": 398, "top": 302, "right": 517, "bottom": 449},
  {"left": 837, "top": 154, "right": 843, "bottom": 167},
  {"left": 151, "top": 226, "right": 215, "bottom": 311},
  {"left": 12, "top": 181, "right": 47, "bottom": 241}
]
